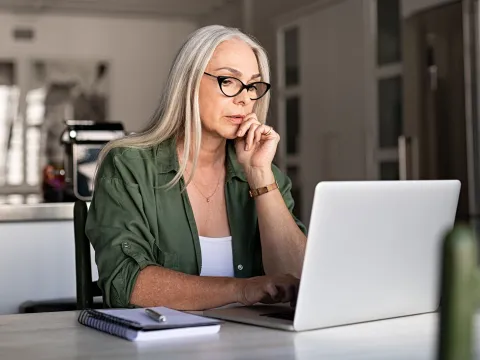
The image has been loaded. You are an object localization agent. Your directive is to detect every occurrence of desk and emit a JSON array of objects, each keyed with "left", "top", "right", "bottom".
[{"left": 2, "top": 311, "right": 479, "bottom": 359}]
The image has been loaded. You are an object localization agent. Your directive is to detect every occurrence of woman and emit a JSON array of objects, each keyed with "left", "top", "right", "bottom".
[{"left": 86, "top": 25, "right": 307, "bottom": 310}]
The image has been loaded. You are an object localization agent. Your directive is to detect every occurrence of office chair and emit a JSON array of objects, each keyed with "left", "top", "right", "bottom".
[
  {"left": 437, "top": 224, "right": 479, "bottom": 360},
  {"left": 74, "top": 200, "right": 102, "bottom": 309}
]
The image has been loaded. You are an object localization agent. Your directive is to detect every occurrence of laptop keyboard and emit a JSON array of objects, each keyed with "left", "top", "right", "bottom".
[{"left": 260, "top": 311, "right": 295, "bottom": 321}]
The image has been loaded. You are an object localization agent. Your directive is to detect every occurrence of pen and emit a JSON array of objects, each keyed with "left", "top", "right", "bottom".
[{"left": 145, "top": 308, "right": 167, "bottom": 322}]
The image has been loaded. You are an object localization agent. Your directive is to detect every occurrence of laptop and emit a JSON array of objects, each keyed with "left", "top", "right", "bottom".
[{"left": 204, "top": 180, "right": 461, "bottom": 331}]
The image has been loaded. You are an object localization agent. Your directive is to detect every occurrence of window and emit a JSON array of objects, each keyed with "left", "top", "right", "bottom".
[
  {"left": 286, "top": 96, "right": 300, "bottom": 155},
  {"left": 379, "top": 76, "right": 403, "bottom": 148},
  {"left": 284, "top": 27, "right": 300, "bottom": 86},
  {"left": 0, "top": 62, "right": 20, "bottom": 187},
  {"left": 25, "top": 86, "right": 46, "bottom": 186},
  {"left": 0, "top": 61, "right": 45, "bottom": 203},
  {"left": 278, "top": 24, "right": 303, "bottom": 219},
  {"left": 377, "top": 0, "right": 401, "bottom": 65},
  {"left": 373, "top": 0, "right": 402, "bottom": 180}
]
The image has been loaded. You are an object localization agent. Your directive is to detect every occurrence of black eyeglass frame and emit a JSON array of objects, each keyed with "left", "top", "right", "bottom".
[{"left": 204, "top": 72, "right": 271, "bottom": 100}]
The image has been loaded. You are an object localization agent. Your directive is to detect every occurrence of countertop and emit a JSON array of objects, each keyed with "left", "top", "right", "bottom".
[{"left": 0, "top": 202, "right": 76, "bottom": 222}]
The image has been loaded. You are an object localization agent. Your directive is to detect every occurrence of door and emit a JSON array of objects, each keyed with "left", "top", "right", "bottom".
[{"left": 403, "top": 1, "right": 470, "bottom": 222}]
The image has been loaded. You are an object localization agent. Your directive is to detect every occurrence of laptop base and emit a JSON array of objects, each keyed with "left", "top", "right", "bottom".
[{"left": 204, "top": 304, "right": 296, "bottom": 331}]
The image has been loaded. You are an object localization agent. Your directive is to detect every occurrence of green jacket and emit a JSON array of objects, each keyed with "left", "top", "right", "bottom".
[{"left": 86, "top": 137, "right": 306, "bottom": 308}]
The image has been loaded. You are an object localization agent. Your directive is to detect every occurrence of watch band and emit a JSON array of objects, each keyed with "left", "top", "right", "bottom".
[{"left": 249, "top": 181, "right": 279, "bottom": 198}]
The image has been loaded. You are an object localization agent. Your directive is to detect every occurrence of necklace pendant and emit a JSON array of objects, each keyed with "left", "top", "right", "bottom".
[{"left": 207, "top": 198, "right": 210, "bottom": 203}]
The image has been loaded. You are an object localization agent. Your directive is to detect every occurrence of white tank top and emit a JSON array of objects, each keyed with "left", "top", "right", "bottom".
[{"left": 199, "top": 236, "right": 234, "bottom": 277}]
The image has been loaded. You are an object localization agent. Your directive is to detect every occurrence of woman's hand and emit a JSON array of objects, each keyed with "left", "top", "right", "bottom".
[
  {"left": 235, "top": 113, "right": 280, "bottom": 187},
  {"left": 236, "top": 274, "right": 299, "bottom": 307}
]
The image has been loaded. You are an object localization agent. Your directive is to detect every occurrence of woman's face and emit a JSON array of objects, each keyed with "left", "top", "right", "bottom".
[{"left": 199, "top": 39, "right": 261, "bottom": 140}]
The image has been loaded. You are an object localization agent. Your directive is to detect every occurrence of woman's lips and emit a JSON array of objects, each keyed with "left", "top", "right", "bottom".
[{"left": 226, "top": 115, "right": 245, "bottom": 125}]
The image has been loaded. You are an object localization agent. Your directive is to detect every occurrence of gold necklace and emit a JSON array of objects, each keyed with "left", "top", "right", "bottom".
[
  {"left": 191, "top": 176, "right": 221, "bottom": 203},
  {"left": 180, "top": 152, "right": 224, "bottom": 203}
]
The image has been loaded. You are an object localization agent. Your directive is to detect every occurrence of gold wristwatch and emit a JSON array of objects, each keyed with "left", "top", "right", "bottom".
[{"left": 249, "top": 181, "right": 279, "bottom": 198}]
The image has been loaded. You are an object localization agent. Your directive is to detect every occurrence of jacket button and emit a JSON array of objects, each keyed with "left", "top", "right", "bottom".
[
  {"left": 123, "top": 242, "right": 130, "bottom": 248},
  {"left": 237, "top": 264, "right": 243, "bottom": 271}
]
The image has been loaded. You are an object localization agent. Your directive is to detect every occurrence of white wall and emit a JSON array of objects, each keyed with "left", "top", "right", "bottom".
[
  {"left": 402, "top": 0, "right": 456, "bottom": 17},
  {"left": 198, "top": 1, "right": 243, "bottom": 29},
  {"left": 0, "top": 12, "right": 197, "bottom": 132}
]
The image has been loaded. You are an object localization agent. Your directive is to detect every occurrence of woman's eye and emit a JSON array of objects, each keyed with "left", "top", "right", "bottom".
[{"left": 222, "top": 79, "right": 233, "bottom": 86}]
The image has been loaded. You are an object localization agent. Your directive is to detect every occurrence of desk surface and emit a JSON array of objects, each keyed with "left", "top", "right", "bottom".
[{"left": 0, "top": 311, "right": 478, "bottom": 360}]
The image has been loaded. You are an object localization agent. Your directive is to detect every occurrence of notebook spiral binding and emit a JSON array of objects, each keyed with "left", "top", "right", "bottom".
[{"left": 78, "top": 309, "right": 142, "bottom": 340}]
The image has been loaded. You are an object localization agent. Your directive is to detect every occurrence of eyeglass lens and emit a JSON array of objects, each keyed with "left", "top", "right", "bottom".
[{"left": 220, "top": 77, "right": 268, "bottom": 99}]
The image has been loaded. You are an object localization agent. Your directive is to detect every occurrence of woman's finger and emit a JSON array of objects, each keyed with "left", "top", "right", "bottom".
[
  {"left": 253, "top": 125, "right": 264, "bottom": 145},
  {"left": 236, "top": 115, "right": 260, "bottom": 137},
  {"left": 254, "top": 125, "right": 274, "bottom": 144},
  {"left": 246, "top": 123, "right": 260, "bottom": 150},
  {"left": 265, "top": 282, "right": 280, "bottom": 302}
]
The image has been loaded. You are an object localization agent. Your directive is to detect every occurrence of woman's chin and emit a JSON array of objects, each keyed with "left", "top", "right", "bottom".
[
  {"left": 224, "top": 133, "right": 238, "bottom": 140},
  {"left": 221, "top": 127, "right": 240, "bottom": 140}
]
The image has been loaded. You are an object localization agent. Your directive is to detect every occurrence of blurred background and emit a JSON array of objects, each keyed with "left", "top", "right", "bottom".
[{"left": 1, "top": 0, "right": 477, "bottom": 224}]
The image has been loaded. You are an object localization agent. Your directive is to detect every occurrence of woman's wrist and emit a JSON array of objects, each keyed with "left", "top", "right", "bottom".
[
  {"left": 246, "top": 167, "right": 275, "bottom": 189},
  {"left": 230, "top": 278, "right": 249, "bottom": 305}
]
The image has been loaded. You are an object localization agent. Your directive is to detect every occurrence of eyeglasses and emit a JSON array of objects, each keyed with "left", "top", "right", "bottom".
[{"left": 204, "top": 72, "right": 271, "bottom": 100}]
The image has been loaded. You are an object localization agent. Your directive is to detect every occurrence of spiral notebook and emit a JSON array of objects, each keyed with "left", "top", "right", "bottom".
[{"left": 78, "top": 307, "right": 222, "bottom": 341}]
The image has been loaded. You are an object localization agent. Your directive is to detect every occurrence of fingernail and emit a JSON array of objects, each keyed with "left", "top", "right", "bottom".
[
  {"left": 237, "top": 131, "right": 242, "bottom": 136},
  {"left": 245, "top": 144, "right": 249, "bottom": 151}
]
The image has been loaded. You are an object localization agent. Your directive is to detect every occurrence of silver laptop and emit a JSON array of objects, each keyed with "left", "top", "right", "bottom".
[{"left": 204, "top": 180, "right": 461, "bottom": 331}]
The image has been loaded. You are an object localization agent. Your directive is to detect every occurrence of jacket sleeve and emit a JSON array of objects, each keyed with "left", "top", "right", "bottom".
[
  {"left": 272, "top": 164, "right": 308, "bottom": 235},
  {"left": 85, "top": 148, "right": 159, "bottom": 308}
]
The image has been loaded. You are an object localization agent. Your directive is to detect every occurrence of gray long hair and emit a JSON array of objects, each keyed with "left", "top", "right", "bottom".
[{"left": 97, "top": 25, "right": 271, "bottom": 188}]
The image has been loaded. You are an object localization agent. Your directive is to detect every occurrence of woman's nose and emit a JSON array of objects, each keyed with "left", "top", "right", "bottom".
[{"left": 233, "top": 88, "right": 252, "bottom": 106}]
